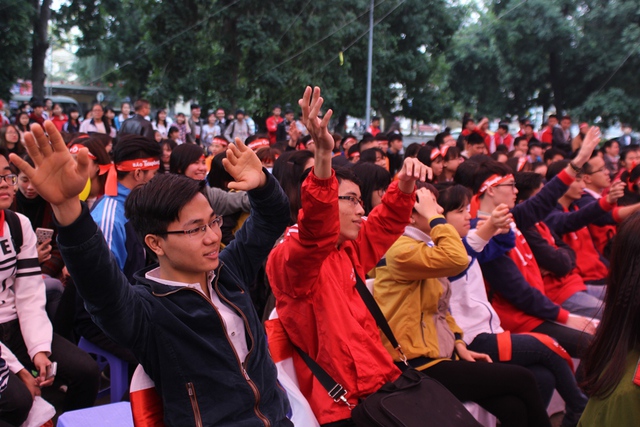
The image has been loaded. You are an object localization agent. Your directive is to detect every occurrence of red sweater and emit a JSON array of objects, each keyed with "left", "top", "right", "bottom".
[
  {"left": 491, "top": 226, "right": 569, "bottom": 333},
  {"left": 561, "top": 206, "right": 609, "bottom": 282},
  {"left": 266, "top": 116, "right": 283, "bottom": 144},
  {"left": 267, "top": 171, "right": 415, "bottom": 424},
  {"left": 535, "top": 222, "right": 587, "bottom": 304}
]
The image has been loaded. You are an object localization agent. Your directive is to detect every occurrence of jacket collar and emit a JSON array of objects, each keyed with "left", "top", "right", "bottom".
[
  {"left": 133, "top": 261, "right": 225, "bottom": 294},
  {"left": 403, "top": 225, "right": 432, "bottom": 244}
]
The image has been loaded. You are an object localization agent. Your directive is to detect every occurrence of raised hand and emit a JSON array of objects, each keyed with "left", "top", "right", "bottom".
[
  {"left": 222, "top": 137, "right": 267, "bottom": 191},
  {"left": 414, "top": 188, "right": 443, "bottom": 220},
  {"left": 606, "top": 181, "right": 625, "bottom": 205},
  {"left": 573, "top": 126, "right": 601, "bottom": 168},
  {"left": 299, "top": 86, "right": 334, "bottom": 153},
  {"left": 10, "top": 121, "right": 90, "bottom": 225},
  {"left": 397, "top": 158, "right": 432, "bottom": 194}
]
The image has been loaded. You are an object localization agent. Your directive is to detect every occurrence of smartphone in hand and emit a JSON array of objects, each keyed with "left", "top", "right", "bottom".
[{"left": 35, "top": 228, "right": 54, "bottom": 246}]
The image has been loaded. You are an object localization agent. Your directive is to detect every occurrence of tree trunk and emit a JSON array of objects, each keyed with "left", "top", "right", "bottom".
[
  {"left": 31, "top": 0, "right": 51, "bottom": 102},
  {"left": 549, "top": 51, "right": 564, "bottom": 114}
]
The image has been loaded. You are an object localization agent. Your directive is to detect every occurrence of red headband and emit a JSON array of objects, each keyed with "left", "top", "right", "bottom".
[
  {"left": 430, "top": 148, "right": 442, "bottom": 161},
  {"left": 69, "top": 144, "right": 96, "bottom": 160},
  {"left": 517, "top": 156, "right": 527, "bottom": 172},
  {"left": 248, "top": 138, "right": 270, "bottom": 151},
  {"left": 212, "top": 137, "right": 228, "bottom": 146},
  {"left": 470, "top": 174, "right": 514, "bottom": 217},
  {"left": 105, "top": 158, "right": 160, "bottom": 196},
  {"left": 441, "top": 145, "right": 450, "bottom": 158}
]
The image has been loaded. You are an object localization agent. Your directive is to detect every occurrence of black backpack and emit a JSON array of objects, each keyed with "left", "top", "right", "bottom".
[{"left": 4, "top": 210, "right": 23, "bottom": 255}]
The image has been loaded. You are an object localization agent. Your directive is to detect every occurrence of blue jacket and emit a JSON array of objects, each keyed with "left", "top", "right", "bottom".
[{"left": 58, "top": 173, "right": 292, "bottom": 427}]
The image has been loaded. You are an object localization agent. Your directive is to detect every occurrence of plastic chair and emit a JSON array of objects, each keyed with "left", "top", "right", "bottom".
[
  {"left": 57, "top": 402, "right": 133, "bottom": 427},
  {"left": 78, "top": 337, "right": 129, "bottom": 403}
]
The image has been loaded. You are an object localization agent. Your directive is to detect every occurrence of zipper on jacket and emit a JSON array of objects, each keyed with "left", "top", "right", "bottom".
[
  {"left": 155, "top": 273, "right": 271, "bottom": 426},
  {"left": 213, "top": 278, "right": 271, "bottom": 427},
  {"left": 186, "top": 382, "right": 204, "bottom": 427},
  {"left": 420, "top": 312, "right": 428, "bottom": 347}
]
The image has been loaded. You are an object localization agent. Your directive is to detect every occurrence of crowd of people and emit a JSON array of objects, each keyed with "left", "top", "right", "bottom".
[{"left": 0, "top": 88, "right": 638, "bottom": 426}]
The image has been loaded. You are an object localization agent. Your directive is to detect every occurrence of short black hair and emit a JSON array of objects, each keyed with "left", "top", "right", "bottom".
[
  {"left": 546, "top": 160, "right": 570, "bottom": 181},
  {"left": 471, "top": 158, "right": 513, "bottom": 194},
  {"left": 404, "top": 143, "right": 422, "bottom": 159},
  {"left": 435, "top": 182, "right": 471, "bottom": 215},
  {"left": 125, "top": 174, "right": 206, "bottom": 250},
  {"left": 170, "top": 143, "right": 205, "bottom": 175},
  {"left": 352, "top": 162, "right": 391, "bottom": 215},
  {"left": 454, "top": 159, "right": 481, "bottom": 190},
  {"left": 467, "top": 132, "right": 485, "bottom": 146},
  {"left": 360, "top": 147, "right": 386, "bottom": 164},
  {"left": 515, "top": 172, "right": 544, "bottom": 203},
  {"left": 434, "top": 131, "right": 450, "bottom": 147},
  {"left": 416, "top": 145, "right": 441, "bottom": 167},
  {"left": 543, "top": 148, "right": 565, "bottom": 163},
  {"left": 334, "top": 166, "right": 361, "bottom": 187}
]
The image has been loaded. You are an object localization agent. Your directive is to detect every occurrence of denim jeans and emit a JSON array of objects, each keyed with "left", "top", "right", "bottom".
[
  {"left": 562, "top": 291, "right": 604, "bottom": 320},
  {"left": 468, "top": 332, "right": 587, "bottom": 427}
]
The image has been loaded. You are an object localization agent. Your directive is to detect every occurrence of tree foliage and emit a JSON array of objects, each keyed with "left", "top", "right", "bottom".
[
  {"left": 0, "top": 0, "right": 34, "bottom": 101},
  {"left": 447, "top": 0, "right": 640, "bottom": 126},
  {"left": 55, "top": 0, "right": 462, "bottom": 126}
]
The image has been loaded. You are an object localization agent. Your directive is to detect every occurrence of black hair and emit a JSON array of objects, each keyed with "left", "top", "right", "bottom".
[
  {"left": 113, "top": 134, "right": 162, "bottom": 180},
  {"left": 498, "top": 123, "right": 509, "bottom": 132},
  {"left": 515, "top": 172, "right": 544, "bottom": 203},
  {"left": 404, "top": 143, "right": 423, "bottom": 159},
  {"left": 491, "top": 151, "right": 508, "bottom": 162},
  {"left": 360, "top": 147, "right": 386, "bottom": 164},
  {"left": 272, "top": 150, "right": 315, "bottom": 224},
  {"left": 454, "top": 160, "right": 481, "bottom": 190},
  {"left": 545, "top": 160, "right": 570, "bottom": 181},
  {"left": 442, "top": 146, "right": 460, "bottom": 162},
  {"left": 416, "top": 145, "right": 442, "bottom": 167},
  {"left": 125, "top": 174, "right": 206, "bottom": 249},
  {"left": 435, "top": 182, "right": 471, "bottom": 215},
  {"left": 387, "top": 132, "right": 403, "bottom": 143},
  {"left": 434, "top": 132, "right": 450, "bottom": 147},
  {"left": 170, "top": 143, "right": 205, "bottom": 175},
  {"left": 582, "top": 212, "right": 640, "bottom": 398},
  {"left": 334, "top": 167, "right": 361, "bottom": 187},
  {"left": 470, "top": 158, "right": 513, "bottom": 194},
  {"left": 543, "top": 148, "right": 565, "bottom": 163},
  {"left": 155, "top": 109, "right": 168, "bottom": 126},
  {"left": 351, "top": 163, "right": 391, "bottom": 215},
  {"left": 207, "top": 152, "right": 234, "bottom": 190},
  {"left": 467, "top": 132, "right": 485, "bottom": 146}
]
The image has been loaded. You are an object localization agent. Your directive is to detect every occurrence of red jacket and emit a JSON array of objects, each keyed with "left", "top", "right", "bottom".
[
  {"left": 535, "top": 222, "right": 587, "bottom": 304},
  {"left": 266, "top": 170, "right": 415, "bottom": 425},
  {"left": 561, "top": 207, "right": 609, "bottom": 282},
  {"left": 541, "top": 127, "right": 553, "bottom": 144},
  {"left": 266, "top": 116, "right": 283, "bottom": 144},
  {"left": 491, "top": 226, "right": 569, "bottom": 333}
]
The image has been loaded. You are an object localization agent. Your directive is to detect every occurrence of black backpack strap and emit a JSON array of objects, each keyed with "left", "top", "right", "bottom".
[
  {"left": 293, "top": 345, "right": 353, "bottom": 408},
  {"left": 3, "top": 210, "right": 22, "bottom": 255},
  {"left": 352, "top": 269, "right": 408, "bottom": 366}
]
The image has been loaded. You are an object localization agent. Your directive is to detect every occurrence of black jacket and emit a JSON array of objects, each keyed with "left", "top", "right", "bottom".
[
  {"left": 58, "top": 173, "right": 293, "bottom": 427},
  {"left": 118, "top": 114, "right": 155, "bottom": 141}
]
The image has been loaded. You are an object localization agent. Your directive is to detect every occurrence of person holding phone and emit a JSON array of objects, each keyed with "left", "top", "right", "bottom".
[{"left": 0, "top": 149, "right": 99, "bottom": 426}]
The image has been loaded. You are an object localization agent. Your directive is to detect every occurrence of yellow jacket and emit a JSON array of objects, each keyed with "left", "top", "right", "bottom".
[{"left": 374, "top": 218, "right": 469, "bottom": 366}]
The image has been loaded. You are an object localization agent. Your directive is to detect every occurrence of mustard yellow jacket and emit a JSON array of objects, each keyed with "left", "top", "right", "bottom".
[{"left": 374, "top": 218, "right": 469, "bottom": 365}]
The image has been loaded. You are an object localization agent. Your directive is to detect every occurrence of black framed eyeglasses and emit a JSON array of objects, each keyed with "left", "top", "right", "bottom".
[
  {"left": 164, "top": 216, "right": 222, "bottom": 237},
  {"left": 0, "top": 174, "right": 17, "bottom": 185},
  {"left": 494, "top": 182, "right": 516, "bottom": 190},
  {"left": 338, "top": 195, "right": 363, "bottom": 207}
]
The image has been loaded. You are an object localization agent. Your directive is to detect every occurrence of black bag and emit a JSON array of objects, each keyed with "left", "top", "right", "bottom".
[
  {"left": 351, "top": 368, "right": 481, "bottom": 427},
  {"left": 295, "top": 269, "right": 482, "bottom": 427}
]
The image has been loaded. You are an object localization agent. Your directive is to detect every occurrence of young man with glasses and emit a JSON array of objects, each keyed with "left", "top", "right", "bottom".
[
  {"left": 0, "top": 148, "right": 99, "bottom": 426},
  {"left": 578, "top": 154, "right": 640, "bottom": 256},
  {"left": 11, "top": 121, "right": 293, "bottom": 426},
  {"left": 266, "top": 87, "right": 432, "bottom": 426},
  {"left": 467, "top": 130, "right": 601, "bottom": 359}
]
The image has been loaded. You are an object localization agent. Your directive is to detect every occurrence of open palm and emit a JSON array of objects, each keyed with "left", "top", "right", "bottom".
[{"left": 9, "top": 121, "right": 90, "bottom": 206}]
